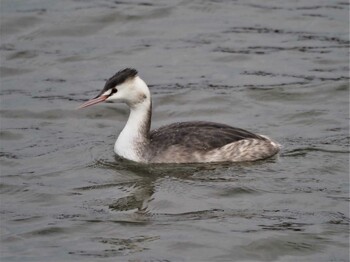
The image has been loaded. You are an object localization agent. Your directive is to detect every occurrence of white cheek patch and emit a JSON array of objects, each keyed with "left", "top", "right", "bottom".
[{"left": 102, "top": 89, "right": 113, "bottom": 97}]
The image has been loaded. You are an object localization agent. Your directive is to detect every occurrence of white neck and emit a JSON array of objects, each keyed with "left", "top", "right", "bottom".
[{"left": 114, "top": 99, "right": 151, "bottom": 162}]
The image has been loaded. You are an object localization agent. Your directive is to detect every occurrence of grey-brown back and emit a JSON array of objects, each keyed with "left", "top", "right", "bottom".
[{"left": 147, "top": 121, "right": 266, "bottom": 160}]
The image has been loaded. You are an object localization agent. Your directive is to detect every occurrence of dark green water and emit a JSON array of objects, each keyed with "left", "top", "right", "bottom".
[{"left": 1, "top": 0, "right": 349, "bottom": 261}]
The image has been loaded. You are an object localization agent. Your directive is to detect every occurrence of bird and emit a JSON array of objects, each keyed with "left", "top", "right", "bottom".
[{"left": 78, "top": 68, "right": 280, "bottom": 164}]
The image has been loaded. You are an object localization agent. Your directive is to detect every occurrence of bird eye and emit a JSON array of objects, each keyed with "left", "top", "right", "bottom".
[{"left": 111, "top": 88, "right": 118, "bottom": 95}]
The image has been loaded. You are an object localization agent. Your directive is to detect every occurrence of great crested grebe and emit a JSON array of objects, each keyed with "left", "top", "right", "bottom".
[{"left": 78, "top": 68, "right": 280, "bottom": 163}]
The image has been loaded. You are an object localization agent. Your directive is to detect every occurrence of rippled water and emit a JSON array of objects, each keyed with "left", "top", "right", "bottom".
[{"left": 1, "top": 0, "right": 349, "bottom": 261}]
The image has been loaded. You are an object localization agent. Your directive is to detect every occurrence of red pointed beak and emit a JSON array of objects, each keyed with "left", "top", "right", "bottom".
[{"left": 77, "top": 95, "right": 108, "bottom": 109}]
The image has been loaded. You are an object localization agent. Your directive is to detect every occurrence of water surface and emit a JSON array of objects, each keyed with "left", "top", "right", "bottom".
[{"left": 1, "top": 0, "right": 349, "bottom": 261}]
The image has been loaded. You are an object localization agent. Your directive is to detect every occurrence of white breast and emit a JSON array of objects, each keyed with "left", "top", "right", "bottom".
[
  {"left": 114, "top": 99, "right": 150, "bottom": 163},
  {"left": 114, "top": 133, "right": 141, "bottom": 162}
]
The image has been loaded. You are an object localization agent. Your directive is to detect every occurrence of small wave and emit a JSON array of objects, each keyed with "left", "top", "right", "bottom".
[{"left": 282, "top": 147, "right": 350, "bottom": 157}]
